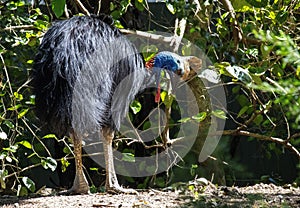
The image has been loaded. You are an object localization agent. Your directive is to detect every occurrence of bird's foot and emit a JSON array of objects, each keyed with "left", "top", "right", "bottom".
[
  {"left": 106, "top": 184, "right": 138, "bottom": 195},
  {"left": 58, "top": 173, "right": 90, "bottom": 195},
  {"left": 58, "top": 184, "right": 90, "bottom": 195}
]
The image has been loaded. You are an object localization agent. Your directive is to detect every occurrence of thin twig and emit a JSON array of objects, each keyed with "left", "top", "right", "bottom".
[
  {"left": 219, "top": 0, "right": 242, "bottom": 51},
  {"left": 97, "top": 0, "right": 101, "bottom": 16},
  {"left": 74, "top": 0, "right": 90, "bottom": 16}
]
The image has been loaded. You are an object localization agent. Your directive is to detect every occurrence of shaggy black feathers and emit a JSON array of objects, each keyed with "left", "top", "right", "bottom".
[{"left": 32, "top": 15, "right": 146, "bottom": 137}]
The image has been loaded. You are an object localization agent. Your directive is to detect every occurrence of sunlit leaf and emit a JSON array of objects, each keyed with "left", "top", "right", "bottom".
[
  {"left": 0, "top": 132, "right": 7, "bottom": 140},
  {"left": 14, "top": 92, "right": 23, "bottom": 101},
  {"left": 22, "top": 177, "right": 36, "bottom": 193},
  {"left": 41, "top": 157, "right": 57, "bottom": 171},
  {"left": 18, "top": 140, "right": 32, "bottom": 149},
  {"left": 142, "top": 45, "right": 158, "bottom": 62},
  {"left": 225, "top": 66, "right": 252, "bottom": 84},
  {"left": 42, "top": 134, "right": 57, "bottom": 139},
  {"left": 7, "top": 104, "right": 22, "bottom": 111},
  {"left": 166, "top": 3, "right": 176, "bottom": 14},
  {"left": 212, "top": 110, "right": 227, "bottom": 119},
  {"left": 3, "top": 145, "right": 18, "bottom": 153},
  {"left": 192, "top": 112, "right": 207, "bottom": 122},
  {"left": 61, "top": 157, "right": 70, "bottom": 173},
  {"left": 130, "top": 100, "right": 142, "bottom": 114},
  {"left": 122, "top": 152, "right": 135, "bottom": 162},
  {"left": 178, "top": 117, "right": 191, "bottom": 123},
  {"left": 18, "top": 108, "right": 29, "bottom": 119}
]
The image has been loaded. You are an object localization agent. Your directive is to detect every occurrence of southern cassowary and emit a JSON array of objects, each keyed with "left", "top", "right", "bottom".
[{"left": 32, "top": 15, "right": 197, "bottom": 194}]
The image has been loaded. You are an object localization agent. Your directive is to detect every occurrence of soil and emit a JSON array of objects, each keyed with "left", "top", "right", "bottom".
[{"left": 0, "top": 180, "right": 299, "bottom": 208}]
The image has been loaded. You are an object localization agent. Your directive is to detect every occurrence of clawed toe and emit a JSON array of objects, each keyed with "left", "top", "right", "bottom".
[{"left": 106, "top": 185, "right": 138, "bottom": 195}]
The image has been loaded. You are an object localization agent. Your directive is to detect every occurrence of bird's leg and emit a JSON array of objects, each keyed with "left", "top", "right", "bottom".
[
  {"left": 67, "top": 130, "right": 89, "bottom": 194},
  {"left": 101, "top": 127, "right": 137, "bottom": 194}
]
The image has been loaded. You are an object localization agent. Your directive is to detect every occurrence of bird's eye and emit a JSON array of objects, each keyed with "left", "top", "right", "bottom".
[{"left": 176, "top": 60, "right": 180, "bottom": 64}]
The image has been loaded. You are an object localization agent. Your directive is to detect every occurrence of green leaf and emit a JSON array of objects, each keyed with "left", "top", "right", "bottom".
[
  {"left": 237, "top": 106, "right": 249, "bottom": 118},
  {"left": 166, "top": 3, "right": 176, "bottom": 14},
  {"left": 225, "top": 66, "right": 252, "bottom": 84},
  {"left": 51, "top": 0, "right": 66, "bottom": 18},
  {"left": 162, "top": 93, "right": 174, "bottom": 108},
  {"left": 121, "top": 152, "right": 135, "bottom": 162},
  {"left": 7, "top": 104, "right": 22, "bottom": 111},
  {"left": 130, "top": 100, "right": 142, "bottom": 114},
  {"left": 63, "top": 146, "right": 72, "bottom": 154},
  {"left": 22, "top": 177, "right": 36, "bottom": 193},
  {"left": 142, "top": 45, "right": 158, "bottom": 61},
  {"left": 192, "top": 112, "right": 207, "bottom": 122},
  {"left": 90, "top": 167, "right": 99, "bottom": 171},
  {"left": 18, "top": 108, "right": 29, "bottom": 119},
  {"left": 14, "top": 92, "right": 23, "bottom": 101},
  {"left": 18, "top": 141, "right": 32, "bottom": 149},
  {"left": 42, "top": 134, "right": 57, "bottom": 139},
  {"left": 276, "top": 10, "right": 288, "bottom": 24},
  {"left": 135, "top": 0, "right": 144, "bottom": 11},
  {"left": 142, "top": 121, "right": 151, "bottom": 130},
  {"left": 212, "top": 110, "right": 227, "bottom": 119},
  {"left": 33, "top": 20, "right": 49, "bottom": 30},
  {"left": 178, "top": 117, "right": 191, "bottom": 123},
  {"left": 3, "top": 145, "right": 19, "bottom": 153},
  {"left": 17, "top": 185, "right": 28, "bottom": 197},
  {"left": 3, "top": 120, "right": 15, "bottom": 129},
  {"left": 61, "top": 157, "right": 70, "bottom": 173},
  {"left": 41, "top": 157, "right": 57, "bottom": 171},
  {"left": 253, "top": 114, "right": 264, "bottom": 125}
]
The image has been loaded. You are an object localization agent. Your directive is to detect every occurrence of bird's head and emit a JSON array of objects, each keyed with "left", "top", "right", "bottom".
[
  {"left": 152, "top": 51, "right": 187, "bottom": 77},
  {"left": 145, "top": 51, "right": 202, "bottom": 102}
]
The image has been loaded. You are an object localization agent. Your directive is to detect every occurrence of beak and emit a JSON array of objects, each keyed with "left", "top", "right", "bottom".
[
  {"left": 180, "top": 60, "right": 190, "bottom": 80},
  {"left": 182, "top": 56, "right": 202, "bottom": 80}
]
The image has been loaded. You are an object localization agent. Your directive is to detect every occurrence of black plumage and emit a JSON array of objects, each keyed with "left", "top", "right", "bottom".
[{"left": 33, "top": 15, "right": 146, "bottom": 137}]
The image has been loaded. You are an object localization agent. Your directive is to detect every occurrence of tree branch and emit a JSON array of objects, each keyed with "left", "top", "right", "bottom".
[
  {"left": 219, "top": 0, "right": 242, "bottom": 51},
  {"left": 74, "top": 0, "right": 90, "bottom": 16},
  {"left": 216, "top": 130, "right": 300, "bottom": 159},
  {"left": 2, "top": 25, "right": 36, "bottom": 31},
  {"left": 120, "top": 29, "right": 174, "bottom": 43}
]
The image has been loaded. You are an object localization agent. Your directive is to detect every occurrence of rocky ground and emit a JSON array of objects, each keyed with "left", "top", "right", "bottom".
[{"left": 0, "top": 180, "right": 299, "bottom": 207}]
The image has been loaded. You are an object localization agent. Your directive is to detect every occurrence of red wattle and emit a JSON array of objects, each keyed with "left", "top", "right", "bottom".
[{"left": 155, "top": 85, "right": 161, "bottom": 103}]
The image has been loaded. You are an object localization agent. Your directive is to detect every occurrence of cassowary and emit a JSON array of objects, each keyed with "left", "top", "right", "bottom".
[{"left": 32, "top": 15, "right": 196, "bottom": 194}]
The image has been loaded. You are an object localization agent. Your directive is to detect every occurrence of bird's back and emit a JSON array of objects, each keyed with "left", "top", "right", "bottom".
[{"left": 32, "top": 15, "right": 146, "bottom": 137}]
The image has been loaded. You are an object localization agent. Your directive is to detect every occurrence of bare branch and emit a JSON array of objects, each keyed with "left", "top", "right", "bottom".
[
  {"left": 219, "top": 0, "right": 242, "bottom": 51},
  {"left": 170, "top": 18, "right": 187, "bottom": 53},
  {"left": 97, "top": 0, "right": 101, "bottom": 16},
  {"left": 2, "top": 25, "right": 36, "bottom": 31},
  {"left": 74, "top": 0, "right": 90, "bottom": 16},
  {"left": 120, "top": 29, "right": 174, "bottom": 43},
  {"left": 216, "top": 130, "right": 300, "bottom": 159}
]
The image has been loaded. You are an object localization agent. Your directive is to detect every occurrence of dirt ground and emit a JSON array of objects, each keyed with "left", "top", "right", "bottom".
[{"left": 0, "top": 180, "right": 299, "bottom": 208}]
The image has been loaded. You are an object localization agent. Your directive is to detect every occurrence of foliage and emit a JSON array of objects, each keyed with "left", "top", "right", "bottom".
[{"left": 0, "top": 0, "right": 299, "bottom": 196}]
